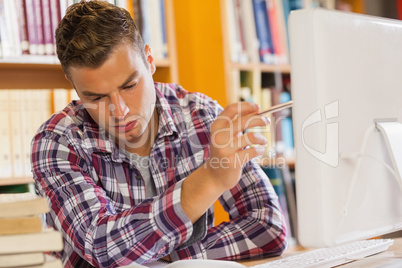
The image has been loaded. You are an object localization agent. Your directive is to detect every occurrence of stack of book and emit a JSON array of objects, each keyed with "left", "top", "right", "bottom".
[{"left": 0, "top": 193, "right": 63, "bottom": 268}]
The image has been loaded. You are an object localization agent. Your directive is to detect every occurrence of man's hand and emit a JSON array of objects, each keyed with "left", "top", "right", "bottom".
[
  {"left": 180, "top": 102, "right": 270, "bottom": 223},
  {"left": 206, "top": 102, "right": 270, "bottom": 191}
]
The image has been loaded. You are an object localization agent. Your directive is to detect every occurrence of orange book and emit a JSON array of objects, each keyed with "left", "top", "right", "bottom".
[{"left": 0, "top": 215, "right": 43, "bottom": 235}]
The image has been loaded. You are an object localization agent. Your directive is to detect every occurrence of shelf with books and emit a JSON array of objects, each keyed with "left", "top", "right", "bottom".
[{"left": 0, "top": 59, "right": 176, "bottom": 90}]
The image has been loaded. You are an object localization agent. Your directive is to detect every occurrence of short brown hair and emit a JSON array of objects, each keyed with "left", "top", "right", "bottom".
[{"left": 56, "top": 0, "right": 145, "bottom": 76}]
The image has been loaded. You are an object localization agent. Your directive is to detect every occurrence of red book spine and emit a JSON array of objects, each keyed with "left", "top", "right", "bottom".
[
  {"left": 398, "top": 0, "right": 402, "bottom": 20},
  {"left": 17, "top": 0, "right": 30, "bottom": 54},
  {"left": 33, "top": 0, "right": 45, "bottom": 55},
  {"left": 24, "top": 0, "right": 38, "bottom": 55},
  {"left": 41, "top": 0, "right": 53, "bottom": 55},
  {"left": 49, "top": 0, "right": 60, "bottom": 53}
]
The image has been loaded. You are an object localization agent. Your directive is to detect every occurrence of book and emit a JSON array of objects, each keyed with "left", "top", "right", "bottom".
[
  {"left": 149, "top": 0, "right": 163, "bottom": 59},
  {"left": 0, "top": 229, "right": 63, "bottom": 254},
  {"left": 122, "top": 259, "right": 246, "bottom": 268},
  {"left": 33, "top": 0, "right": 45, "bottom": 55},
  {"left": 159, "top": 0, "right": 167, "bottom": 58},
  {"left": 279, "top": 91, "right": 294, "bottom": 158},
  {"left": 4, "top": 0, "right": 21, "bottom": 56},
  {"left": 0, "top": 252, "right": 45, "bottom": 268},
  {"left": 233, "top": 0, "right": 249, "bottom": 63},
  {"left": 49, "top": 0, "right": 61, "bottom": 53},
  {"left": 132, "top": 0, "right": 142, "bottom": 36},
  {"left": 9, "top": 91, "right": 25, "bottom": 178},
  {"left": 116, "top": 0, "right": 129, "bottom": 10},
  {"left": 20, "top": 89, "right": 34, "bottom": 177},
  {"left": 140, "top": 0, "right": 151, "bottom": 47},
  {"left": 252, "top": 0, "right": 275, "bottom": 64},
  {"left": 29, "top": 255, "right": 63, "bottom": 268},
  {"left": 41, "top": 0, "right": 54, "bottom": 55},
  {"left": 0, "top": 192, "right": 50, "bottom": 218},
  {"left": 59, "top": 0, "right": 68, "bottom": 19},
  {"left": 0, "top": 0, "right": 13, "bottom": 57},
  {"left": 0, "top": 215, "right": 43, "bottom": 235},
  {"left": 0, "top": 91, "right": 13, "bottom": 179},
  {"left": 267, "top": 0, "right": 289, "bottom": 64},
  {"left": 53, "top": 88, "right": 69, "bottom": 113},
  {"left": 16, "top": 0, "right": 30, "bottom": 54},
  {"left": 270, "top": 87, "right": 284, "bottom": 155},
  {"left": 226, "top": 0, "right": 242, "bottom": 63},
  {"left": 24, "top": 0, "right": 39, "bottom": 55},
  {"left": 261, "top": 88, "right": 273, "bottom": 155},
  {"left": 240, "top": 0, "right": 260, "bottom": 63}
]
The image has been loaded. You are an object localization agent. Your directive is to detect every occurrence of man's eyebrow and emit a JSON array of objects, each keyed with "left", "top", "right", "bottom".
[
  {"left": 80, "top": 71, "right": 140, "bottom": 97},
  {"left": 118, "top": 71, "right": 139, "bottom": 89},
  {"left": 80, "top": 91, "right": 105, "bottom": 97}
]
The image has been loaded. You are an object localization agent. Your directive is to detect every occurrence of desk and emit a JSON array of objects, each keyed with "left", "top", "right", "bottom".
[{"left": 238, "top": 238, "right": 402, "bottom": 267}]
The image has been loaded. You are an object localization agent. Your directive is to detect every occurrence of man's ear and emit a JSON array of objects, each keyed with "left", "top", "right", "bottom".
[
  {"left": 64, "top": 74, "right": 77, "bottom": 93},
  {"left": 145, "top": 45, "right": 156, "bottom": 75},
  {"left": 65, "top": 74, "right": 72, "bottom": 83}
]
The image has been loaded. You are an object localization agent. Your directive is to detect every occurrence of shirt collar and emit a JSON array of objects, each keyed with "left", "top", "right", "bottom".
[{"left": 154, "top": 84, "right": 179, "bottom": 139}]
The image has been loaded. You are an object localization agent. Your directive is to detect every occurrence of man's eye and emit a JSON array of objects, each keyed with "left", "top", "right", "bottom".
[
  {"left": 91, "top": 96, "right": 103, "bottom": 102},
  {"left": 124, "top": 82, "right": 138, "bottom": 90}
]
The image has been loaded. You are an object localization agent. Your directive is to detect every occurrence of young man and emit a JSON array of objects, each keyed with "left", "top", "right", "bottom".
[{"left": 31, "top": 1, "right": 287, "bottom": 267}]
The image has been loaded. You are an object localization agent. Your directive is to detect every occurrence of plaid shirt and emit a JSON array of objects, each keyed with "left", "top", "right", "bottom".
[{"left": 32, "top": 83, "right": 287, "bottom": 268}]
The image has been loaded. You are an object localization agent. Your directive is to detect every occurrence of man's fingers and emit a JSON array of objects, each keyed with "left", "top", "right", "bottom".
[
  {"left": 232, "top": 132, "right": 268, "bottom": 150},
  {"left": 232, "top": 114, "right": 270, "bottom": 135},
  {"left": 216, "top": 102, "right": 259, "bottom": 124},
  {"left": 235, "top": 146, "right": 266, "bottom": 165}
]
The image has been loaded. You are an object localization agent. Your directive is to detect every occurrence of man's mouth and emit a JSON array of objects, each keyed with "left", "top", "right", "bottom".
[{"left": 115, "top": 120, "right": 138, "bottom": 133}]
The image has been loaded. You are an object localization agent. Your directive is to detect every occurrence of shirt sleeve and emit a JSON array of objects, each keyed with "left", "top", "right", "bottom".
[
  {"left": 170, "top": 160, "right": 287, "bottom": 261},
  {"left": 168, "top": 92, "right": 287, "bottom": 261},
  {"left": 31, "top": 131, "right": 196, "bottom": 267}
]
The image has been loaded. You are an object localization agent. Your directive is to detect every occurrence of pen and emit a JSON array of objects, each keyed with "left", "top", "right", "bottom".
[{"left": 257, "top": 100, "right": 293, "bottom": 115}]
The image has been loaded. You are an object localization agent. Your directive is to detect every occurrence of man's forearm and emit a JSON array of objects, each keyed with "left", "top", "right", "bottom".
[{"left": 180, "top": 161, "right": 225, "bottom": 223}]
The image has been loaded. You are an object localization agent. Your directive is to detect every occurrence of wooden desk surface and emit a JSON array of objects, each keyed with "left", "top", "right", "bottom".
[{"left": 238, "top": 238, "right": 402, "bottom": 267}]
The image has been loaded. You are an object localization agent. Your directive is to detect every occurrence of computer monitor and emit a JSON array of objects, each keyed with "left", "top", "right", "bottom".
[{"left": 289, "top": 8, "right": 402, "bottom": 248}]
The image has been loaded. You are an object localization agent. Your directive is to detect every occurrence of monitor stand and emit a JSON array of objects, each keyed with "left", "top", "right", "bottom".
[{"left": 376, "top": 120, "right": 402, "bottom": 183}]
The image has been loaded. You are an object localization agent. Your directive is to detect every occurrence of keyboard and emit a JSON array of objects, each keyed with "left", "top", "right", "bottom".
[{"left": 251, "top": 239, "right": 394, "bottom": 268}]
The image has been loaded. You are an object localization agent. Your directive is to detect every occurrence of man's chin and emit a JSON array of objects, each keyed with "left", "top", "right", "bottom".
[{"left": 114, "top": 132, "right": 146, "bottom": 149}]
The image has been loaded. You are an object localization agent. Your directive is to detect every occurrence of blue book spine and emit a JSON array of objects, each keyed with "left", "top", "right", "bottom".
[
  {"left": 160, "top": 0, "right": 167, "bottom": 58},
  {"left": 282, "top": 0, "right": 290, "bottom": 35},
  {"left": 280, "top": 91, "right": 294, "bottom": 156},
  {"left": 140, "top": 0, "right": 151, "bottom": 46},
  {"left": 289, "top": 0, "right": 303, "bottom": 10},
  {"left": 252, "top": 0, "right": 274, "bottom": 64}
]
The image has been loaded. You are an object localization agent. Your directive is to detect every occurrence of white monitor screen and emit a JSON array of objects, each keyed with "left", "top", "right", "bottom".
[{"left": 289, "top": 8, "right": 402, "bottom": 248}]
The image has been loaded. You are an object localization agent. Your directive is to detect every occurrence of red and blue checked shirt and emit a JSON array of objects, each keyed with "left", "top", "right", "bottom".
[{"left": 31, "top": 83, "right": 287, "bottom": 268}]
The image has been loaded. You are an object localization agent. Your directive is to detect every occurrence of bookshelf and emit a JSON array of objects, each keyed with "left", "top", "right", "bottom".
[
  {"left": 0, "top": 0, "right": 179, "bottom": 186},
  {"left": 173, "top": 0, "right": 294, "bottom": 225},
  {"left": 173, "top": 0, "right": 401, "bottom": 237}
]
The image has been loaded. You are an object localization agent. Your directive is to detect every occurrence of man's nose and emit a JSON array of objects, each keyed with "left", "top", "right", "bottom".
[{"left": 109, "top": 92, "right": 129, "bottom": 119}]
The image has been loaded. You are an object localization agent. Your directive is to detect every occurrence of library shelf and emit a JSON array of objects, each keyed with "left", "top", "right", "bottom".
[
  {"left": 230, "top": 62, "right": 291, "bottom": 73},
  {"left": 0, "top": 178, "right": 34, "bottom": 187}
]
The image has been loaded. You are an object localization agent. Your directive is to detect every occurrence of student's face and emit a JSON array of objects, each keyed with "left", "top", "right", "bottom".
[{"left": 67, "top": 44, "right": 157, "bottom": 151}]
